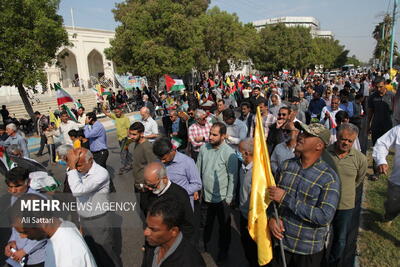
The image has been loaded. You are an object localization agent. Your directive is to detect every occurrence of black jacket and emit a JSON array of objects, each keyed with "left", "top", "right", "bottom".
[
  {"left": 239, "top": 113, "right": 254, "bottom": 137},
  {"left": 144, "top": 182, "right": 194, "bottom": 239},
  {"left": 141, "top": 237, "right": 205, "bottom": 267}
]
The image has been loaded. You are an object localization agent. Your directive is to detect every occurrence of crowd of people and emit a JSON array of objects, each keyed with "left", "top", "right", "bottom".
[{"left": 0, "top": 69, "right": 399, "bottom": 267}]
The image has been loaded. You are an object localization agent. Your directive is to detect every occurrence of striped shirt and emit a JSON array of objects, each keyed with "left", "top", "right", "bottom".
[{"left": 274, "top": 157, "right": 340, "bottom": 255}]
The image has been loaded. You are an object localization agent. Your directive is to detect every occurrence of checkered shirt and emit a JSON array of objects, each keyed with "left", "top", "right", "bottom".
[
  {"left": 273, "top": 157, "right": 340, "bottom": 255},
  {"left": 188, "top": 122, "right": 212, "bottom": 152}
]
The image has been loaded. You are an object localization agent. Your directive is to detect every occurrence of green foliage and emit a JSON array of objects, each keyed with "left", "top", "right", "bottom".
[
  {"left": 0, "top": 0, "right": 69, "bottom": 87},
  {"left": 346, "top": 55, "right": 362, "bottom": 67},
  {"left": 250, "top": 24, "right": 349, "bottom": 72},
  {"left": 0, "top": 0, "right": 69, "bottom": 117},
  {"left": 105, "top": 0, "right": 208, "bottom": 84},
  {"left": 196, "top": 7, "right": 257, "bottom": 73},
  {"left": 372, "top": 14, "right": 397, "bottom": 68},
  {"left": 250, "top": 24, "right": 314, "bottom": 72}
]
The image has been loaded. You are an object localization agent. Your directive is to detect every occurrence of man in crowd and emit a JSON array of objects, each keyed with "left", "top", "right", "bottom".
[
  {"left": 267, "top": 107, "right": 292, "bottom": 154},
  {"left": 323, "top": 123, "right": 367, "bottom": 266},
  {"left": 142, "top": 94, "right": 155, "bottom": 118},
  {"left": 372, "top": 123, "right": 400, "bottom": 226},
  {"left": 308, "top": 91, "right": 326, "bottom": 120},
  {"left": 143, "top": 162, "right": 194, "bottom": 239},
  {"left": 188, "top": 109, "right": 212, "bottom": 161},
  {"left": 10, "top": 194, "right": 97, "bottom": 267},
  {"left": 250, "top": 100, "right": 276, "bottom": 139},
  {"left": 128, "top": 122, "right": 158, "bottom": 214},
  {"left": 270, "top": 120, "right": 299, "bottom": 175},
  {"left": 196, "top": 122, "right": 238, "bottom": 262},
  {"left": 167, "top": 110, "right": 188, "bottom": 150},
  {"left": 0, "top": 123, "right": 29, "bottom": 158},
  {"left": 141, "top": 198, "right": 205, "bottom": 267},
  {"left": 339, "top": 90, "right": 354, "bottom": 118},
  {"left": 140, "top": 107, "right": 159, "bottom": 142},
  {"left": 1, "top": 105, "right": 10, "bottom": 123},
  {"left": 34, "top": 111, "right": 49, "bottom": 157},
  {"left": 222, "top": 108, "right": 247, "bottom": 151},
  {"left": 239, "top": 102, "right": 254, "bottom": 137},
  {"left": 368, "top": 76, "right": 395, "bottom": 181},
  {"left": 152, "top": 137, "right": 202, "bottom": 209},
  {"left": 59, "top": 111, "right": 80, "bottom": 145},
  {"left": 84, "top": 112, "right": 108, "bottom": 168},
  {"left": 249, "top": 87, "right": 266, "bottom": 113},
  {"left": 237, "top": 138, "right": 259, "bottom": 267},
  {"left": 103, "top": 106, "right": 132, "bottom": 174},
  {"left": 66, "top": 147, "right": 122, "bottom": 267},
  {"left": 268, "top": 122, "right": 340, "bottom": 267},
  {"left": 214, "top": 99, "right": 226, "bottom": 122},
  {"left": 77, "top": 106, "right": 86, "bottom": 126}
]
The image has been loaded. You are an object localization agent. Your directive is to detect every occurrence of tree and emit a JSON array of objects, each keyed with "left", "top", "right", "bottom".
[
  {"left": 372, "top": 14, "right": 397, "bottom": 69},
  {"left": 311, "top": 37, "right": 349, "bottom": 69},
  {"left": 196, "top": 7, "right": 257, "bottom": 74},
  {"left": 0, "top": 0, "right": 69, "bottom": 118},
  {"left": 346, "top": 55, "right": 362, "bottom": 67},
  {"left": 105, "top": 0, "right": 208, "bottom": 86},
  {"left": 250, "top": 24, "right": 314, "bottom": 73}
]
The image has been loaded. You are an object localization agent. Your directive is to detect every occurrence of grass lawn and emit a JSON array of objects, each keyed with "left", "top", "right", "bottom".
[{"left": 358, "top": 154, "right": 400, "bottom": 267}]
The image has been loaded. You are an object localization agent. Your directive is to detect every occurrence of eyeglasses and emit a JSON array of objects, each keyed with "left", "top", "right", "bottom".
[{"left": 145, "top": 180, "right": 161, "bottom": 189}]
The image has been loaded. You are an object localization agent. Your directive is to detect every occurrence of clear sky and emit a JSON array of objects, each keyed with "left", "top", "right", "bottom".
[{"left": 58, "top": 0, "right": 396, "bottom": 62}]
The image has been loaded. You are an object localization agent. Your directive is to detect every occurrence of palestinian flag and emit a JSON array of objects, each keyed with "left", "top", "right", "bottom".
[
  {"left": 55, "top": 83, "right": 75, "bottom": 106},
  {"left": 96, "top": 84, "right": 112, "bottom": 96},
  {"left": 61, "top": 104, "right": 78, "bottom": 123},
  {"left": 165, "top": 75, "right": 185, "bottom": 92},
  {"left": 0, "top": 146, "right": 14, "bottom": 172},
  {"left": 208, "top": 78, "right": 216, "bottom": 88}
]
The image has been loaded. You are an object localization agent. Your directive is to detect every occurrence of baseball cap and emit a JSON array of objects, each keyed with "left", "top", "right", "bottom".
[{"left": 295, "top": 122, "right": 330, "bottom": 146}]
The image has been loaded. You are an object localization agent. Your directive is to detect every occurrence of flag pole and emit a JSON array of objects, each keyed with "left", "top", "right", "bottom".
[{"left": 273, "top": 202, "right": 287, "bottom": 267}]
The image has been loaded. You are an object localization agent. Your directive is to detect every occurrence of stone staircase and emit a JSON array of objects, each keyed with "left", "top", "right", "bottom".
[{"left": 6, "top": 90, "right": 98, "bottom": 119}]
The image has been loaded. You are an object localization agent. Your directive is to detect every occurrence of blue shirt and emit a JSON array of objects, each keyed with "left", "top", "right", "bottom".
[
  {"left": 165, "top": 152, "right": 202, "bottom": 208},
  {"left": 308, "top": 98, "right": 326, "bottom": 116},
  {"left": 8, "top": 188, "right": 47, "bottom": 265},
  {"left": 171, "top": 118, "right": 180, "bottom": 134},
  {"left": 84, "top": 121, "right": 107, "bottom": 152},
  {"left": 339, "top": 102, "right": 354, "bottom": 117},
  {"left": 1, "top": 133, "right": 29, "bottom": 158}
]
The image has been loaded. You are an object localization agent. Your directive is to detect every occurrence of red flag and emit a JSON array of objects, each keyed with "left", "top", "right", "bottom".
[
  {"left": 208, "top": 78, "right": 215, "bottom": 87},
  {"left": 165, "top": 75, "right": 175, "bottom": 92}
]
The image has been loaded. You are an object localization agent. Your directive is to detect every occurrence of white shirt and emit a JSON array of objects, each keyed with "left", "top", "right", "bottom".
[
  {"left": 77, "top": 114, "right": 86, "bottom": 127},
  {"left": 59, "top": 120, "right": 80, "bottom": 145},
  {"left": 67, "top": 162, "right": 110, "bottom": 217},
  {"left": 372, "top": 125, "right": 400, "bottom": 186},
  {"left": 226, "top": 119, "right": 247, "bottom": 150},
  {"left": 242, "top": 89, "right": 252, "bottom": 99},
  {"left": 45, "top": 220, "right": 97, "bottom": 267},
  {"left": 141, "top": 116, "right": 159, "bottom": 142}
]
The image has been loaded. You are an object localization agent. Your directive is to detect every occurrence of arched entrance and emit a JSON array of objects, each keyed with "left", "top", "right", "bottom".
[
  {"left": 87, "top": 49, "right": 105, "bottom": 80},
  {"left": 57, "top": 49, "right": 79, "bottom": 88}
]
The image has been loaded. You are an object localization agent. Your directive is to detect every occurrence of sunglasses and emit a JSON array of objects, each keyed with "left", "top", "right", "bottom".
[
  {"left": 145, "top": 180, "right": 161, "bottom": 189},
  {"left": 278, "top": 113, "right": 288, "bottom": 116}
]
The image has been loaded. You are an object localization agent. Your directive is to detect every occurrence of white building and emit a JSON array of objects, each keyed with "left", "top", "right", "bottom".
[
  {"left": 252, "top": 16, "right": 334, "bottom": 39},
  {"left": 1, "top": 26, "right": 116, "bottom": 97}
]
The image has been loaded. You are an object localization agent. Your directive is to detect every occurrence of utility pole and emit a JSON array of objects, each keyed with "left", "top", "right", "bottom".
[{"left": 389, "top": 0, "right": 398, "bottom": 73}]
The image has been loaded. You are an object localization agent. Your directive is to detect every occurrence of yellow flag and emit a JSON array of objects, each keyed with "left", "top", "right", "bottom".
[
  {"left": 226, "top": 76, "right": 234, "bottom": 88},
  {"left": 248, "top": 106, "right": 276, "bottom": 265},
  {"left": 49, "top": 110, "right": 60, "bottom": 128}
]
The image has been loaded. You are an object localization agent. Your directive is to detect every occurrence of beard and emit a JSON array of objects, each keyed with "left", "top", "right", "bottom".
[{"left": 152, "top": 180, "right": 167, "bottom": 195}]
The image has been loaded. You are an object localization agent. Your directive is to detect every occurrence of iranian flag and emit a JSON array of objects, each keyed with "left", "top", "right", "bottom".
[
  {"left": 165, "top": 75, "right": 185, "bottom": 92},
  {"left": 55, "top": 83, "right": 75, "bottom": 106},
  {"left": 250, "top": 75, "right": 262, "bottom": 84},
  {"left": 61, "top": 104, "right": 78, "bottom": 123},
  {"left": 171, "top": 136, "right": 183, "bottom": 149}
]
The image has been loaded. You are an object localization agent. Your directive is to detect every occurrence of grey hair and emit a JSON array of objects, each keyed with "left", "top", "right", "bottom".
[
  {"left": 56, "top": 144, "right": 73, "bottom": 159},
  {"left": 337, "top": 123, "right": 359, "bottom": 136},
  {"left": 240, "top": 138, "right": 254, "bottom": 155},
  {"left": 155, "top": 164, "right": 167, "bottom": 179},
  {"left": 140, "top": 107, "right": 150, "bottom": 114},
  {"left": 6, "top": 144, "right": 22, "bottom": 155},
  {"left": 84, "top": 150, "right": 93, "bottom": 162},
  {"left": 6, "top": 123, "right": 17, "bottom": 131},
  {"left": 194, "top": 109, "right": 206, "bottom": 119}
]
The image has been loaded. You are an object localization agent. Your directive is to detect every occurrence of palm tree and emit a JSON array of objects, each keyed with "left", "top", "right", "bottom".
[{"left": 373, "top": 14, "right": 395, "bottom": 69}]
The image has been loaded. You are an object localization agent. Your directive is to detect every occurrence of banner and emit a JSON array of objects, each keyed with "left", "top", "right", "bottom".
[{"left": 115, "top": 74, "right": 148, "bottom": 90}]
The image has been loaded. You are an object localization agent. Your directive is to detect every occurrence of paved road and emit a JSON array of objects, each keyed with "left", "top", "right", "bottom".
[{"left": 0, "top": 129, "right": 249, "bottom": 267}]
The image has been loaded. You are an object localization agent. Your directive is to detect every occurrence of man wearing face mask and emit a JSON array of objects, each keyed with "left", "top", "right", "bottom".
[
  {"left": 66, "top": 147, "right": 122, "bottom": 267},
  {"left": 143, "top": 162, "right": 194, "bottom": 240}
]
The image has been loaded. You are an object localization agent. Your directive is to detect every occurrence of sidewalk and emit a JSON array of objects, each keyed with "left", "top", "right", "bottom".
[{"left": 27, "top": 112, "right": 141, "bottom": 153}]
